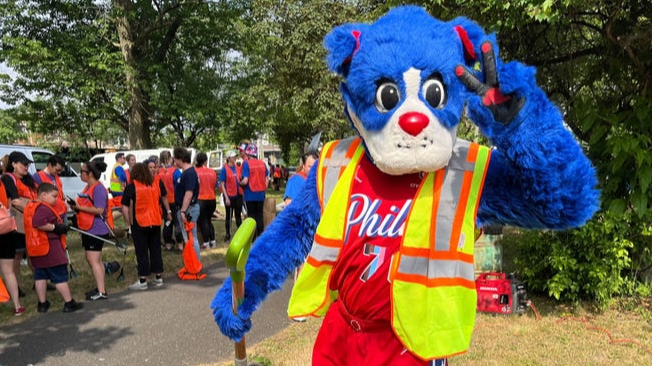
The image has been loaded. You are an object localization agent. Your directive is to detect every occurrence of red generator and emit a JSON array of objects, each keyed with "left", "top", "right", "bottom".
[{"left": 476, "top": 272, "right": 529, "bottom": 315}]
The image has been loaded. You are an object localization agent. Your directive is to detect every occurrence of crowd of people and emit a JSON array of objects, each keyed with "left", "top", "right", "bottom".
[{"left": 0, "top": 140, "right": 293, "bottom": 316}]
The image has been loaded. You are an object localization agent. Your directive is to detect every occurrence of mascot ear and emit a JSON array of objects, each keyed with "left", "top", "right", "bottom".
[
  {"left": 449, "top": 17, "right": 495, "bottom": 68},
  {"left": 324, "top": 24, "right": 368, "bottom": 77}
]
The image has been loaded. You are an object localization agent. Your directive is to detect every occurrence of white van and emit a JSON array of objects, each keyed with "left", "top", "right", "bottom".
[
  {"left": 207, "top": 149, "right": 224, "bottom": 175},
  {"left": 0, "top": 144, "right": 86, "bottom": 199},
  {"left": 90, "top": 148, "right": 197, "bottom": 189}
]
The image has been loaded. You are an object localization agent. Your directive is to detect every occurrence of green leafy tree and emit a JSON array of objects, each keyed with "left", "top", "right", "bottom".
[
  {"left": 386, "top": 0, "right": 652, "bottom": 303},
  {"left": 0, "top": 0, "right": 244, "bottom": 150},
  {"left": 0, "top": 109, "right": 26, "bottom": 144},
  {"left": 228, "top": 0, "right": 373, "bottom": 161}
]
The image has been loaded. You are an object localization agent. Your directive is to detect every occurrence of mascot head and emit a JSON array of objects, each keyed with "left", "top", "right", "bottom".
[{"left": 325, "top": 6, "right": 491, "bottom": 175}]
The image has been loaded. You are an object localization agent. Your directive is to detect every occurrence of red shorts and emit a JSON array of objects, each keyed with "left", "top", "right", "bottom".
[{"left": 312, "top": 301, "right": 448, "bottom": 366}]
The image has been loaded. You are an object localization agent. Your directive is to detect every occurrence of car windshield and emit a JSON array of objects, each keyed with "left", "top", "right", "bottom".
[{"left": 31, "top": 151, "right": 51, "bottom": 172}]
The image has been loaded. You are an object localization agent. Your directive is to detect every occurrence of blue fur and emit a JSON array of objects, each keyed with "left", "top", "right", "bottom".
[
  {"left": 213, "top": 5, "right": 600, "bottom": 342},
  {"left": 211, "top": 166, "right": 321, "bottom": 341}
]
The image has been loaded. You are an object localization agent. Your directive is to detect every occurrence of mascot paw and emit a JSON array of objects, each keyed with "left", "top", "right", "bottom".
[
  {"left": 211, "top": 282, "right": 252, "bottom": 342},
  {"left": 456, "top": 41, "right": 525, "bottom": 125},
  {"left": 212, "top": 304, "right": 252, "bottom": 342}
]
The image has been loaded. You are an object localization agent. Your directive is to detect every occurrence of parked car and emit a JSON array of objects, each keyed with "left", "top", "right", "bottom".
[
  {"left": 0, "top": 144, "right": 85, "bottom": 199},
  {"left": 90, "top": 148, "right": 197, "bottom": 189}
]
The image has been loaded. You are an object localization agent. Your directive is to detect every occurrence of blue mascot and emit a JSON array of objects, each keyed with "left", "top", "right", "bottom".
[{"left": 212, "top": 6, "right": 599, "bottom": 365}]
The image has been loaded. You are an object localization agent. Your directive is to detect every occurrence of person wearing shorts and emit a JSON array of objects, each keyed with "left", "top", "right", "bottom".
[
  {"left": 70, "top": 161, "right": 110, "bottom": 301},
  {"left": 0, "top": 231, "right": 25, "bottom": 316},
  {"left": 28, "top": 183, "right": 82, "bottom": 313}
]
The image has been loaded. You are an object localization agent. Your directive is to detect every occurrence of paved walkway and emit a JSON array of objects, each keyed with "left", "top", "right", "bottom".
[{"left": 0, "top": 262, "right": 293, "bottom": 366}]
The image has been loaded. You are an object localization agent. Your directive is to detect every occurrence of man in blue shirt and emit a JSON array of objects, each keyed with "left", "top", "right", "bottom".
[
  {"left": 173, "top": 147, "right": 201, "bottom": 261},
  {"left": 283, "top": 152, "right": 318, "bottom": 207}
]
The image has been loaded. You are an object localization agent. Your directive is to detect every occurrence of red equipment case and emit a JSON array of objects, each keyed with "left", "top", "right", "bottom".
[{"left": 476, "top": 272, "right": 528, "bottom": 315}]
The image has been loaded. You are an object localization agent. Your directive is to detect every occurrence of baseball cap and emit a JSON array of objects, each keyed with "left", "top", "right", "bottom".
[
  {"left": 245, "top": 144, "right": 258, "bottom": 157},
  {"left": 8, "top": 151, "right": 33, "bottom": 165},
  {"left": 238, "top": 143, "right": 248, "bottom": 152},
  {"left": 226, "top": 150, "right": 237, "bottom": 158}
]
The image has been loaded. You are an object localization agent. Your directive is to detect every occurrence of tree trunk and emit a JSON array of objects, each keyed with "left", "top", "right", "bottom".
[
  {"left": 127, "top": 81, "right": 152, "bottom": 149},
  {"left": 114, "top": 0, "right": 152, "bottom": 149}
]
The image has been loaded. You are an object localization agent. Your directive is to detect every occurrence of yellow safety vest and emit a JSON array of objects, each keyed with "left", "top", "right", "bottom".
[
  {"left": 288, "top": 136, "right": 491, "bottom": 360},
  {"left": 110, "top": 163, "right": 124, "bottom": 193}
]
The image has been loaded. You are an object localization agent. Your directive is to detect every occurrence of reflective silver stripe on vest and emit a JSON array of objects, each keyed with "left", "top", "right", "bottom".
[
  {"left": 320, "top": 136, "right": 359, "bottom": 206},
  {"left": 435, "top": 139, "right": 476, "bottom": 252},
  {"left": 397, "top": 255, "right": 475, "bottom": 281},
  {"left": 307, "top": 241, "right": 340, "bottom": 263}
]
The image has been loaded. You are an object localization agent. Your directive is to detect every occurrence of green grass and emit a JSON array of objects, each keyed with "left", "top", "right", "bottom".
[{"left": 211, "top": 297, "right": 652, "bottom": 366}]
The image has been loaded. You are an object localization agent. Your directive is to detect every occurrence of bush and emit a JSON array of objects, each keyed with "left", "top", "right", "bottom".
[{"left": 504, "top": 211, "right": 652, "bottom": 308}]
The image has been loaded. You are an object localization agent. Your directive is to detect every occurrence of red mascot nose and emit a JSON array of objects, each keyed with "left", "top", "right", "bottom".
[{"left": 398, "top": 112, "right": 429, "bottom": 136}]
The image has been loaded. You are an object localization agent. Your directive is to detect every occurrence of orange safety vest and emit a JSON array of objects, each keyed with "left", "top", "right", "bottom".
[
  {"left": 125, "top": 169, "right": 131, "bottom": 185},
  {"left": 0, "top": 180, "right": 8, "bottom": 207},
  {"left": 197, "top": 166, "right": 217, "bottom": 200},
  {"left": 5, "top": 173, "right": 37, "bottom": 200},
  {"left": 77, "top": 182, "right": 114, "bottom": 231},
  {"left": 246, "top": 159, "right": 266, "bottom": 193},
  {"left": 159, "top": 166, "right": 177, "bottom": 204},
  {"left": 273, "top": 166, "right": 281, "bottom": 178},
  {"left": 133, "top": 180, "right": 162, "bottom": 227},
  {"left": 288, "top": 136, "right": 491, "bottom": 360},
  {"left": 24, "top": 201, "right": 65, "bottom": 257},
  {"left": 223, "top": 164, "right": 242, "bottom": 197},
  {"left": 37, "top": 171, "right": 67, "bottom": 217}
]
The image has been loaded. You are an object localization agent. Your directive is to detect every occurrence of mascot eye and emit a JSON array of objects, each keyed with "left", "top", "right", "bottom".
[
  {"left": 422, "top": 77, "right": 447, "bottom": 109},
  {"left": 375, "top": 82, "right": 400, "bottom": 112}
]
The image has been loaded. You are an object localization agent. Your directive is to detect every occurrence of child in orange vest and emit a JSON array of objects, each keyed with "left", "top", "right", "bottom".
[{"left": 26, "top": 183, "right": 83, "bottom": 313}]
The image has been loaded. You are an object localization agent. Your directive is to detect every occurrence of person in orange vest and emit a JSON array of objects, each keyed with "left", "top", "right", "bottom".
[
  {"left": 158, "top": 150, "right": 183, "bottom": 252},
  {"left": 33, "top": 155, "right": 69, "bottom": 221},
  {"left": 195, "top": 152, "right": 218, "bottom": 249},
  {"left": 124, "top": 154, "right": 136, "bottom": 184},
  {"left": 2, "top": 151, "right": 38, "bottom": 300},
  {"left": 25, "top": 183, "right": 82, "bottom": 313},
  {"left": 0, "top": 156, "right": 25, "bottom": 316},
  {"left": 69, "top": 161, "right": 110, "bottom": 301},
  {"left": 147, "top": 158, "right": 173, "bottom": 249},
  {"left": 122, "top": 163, "right": 171, "bottom": 290},
  {"left": 272, "top": 164, "right": 282, "bottom": 191},
  {"left": 283, "top": 152, "right": 318, "bottom": 207},
  {"left": 218, "top": 150, "right": 243, "bottom": 242},
  {"left": 239, "top": 143, "right": 268, "bottom": 238}
]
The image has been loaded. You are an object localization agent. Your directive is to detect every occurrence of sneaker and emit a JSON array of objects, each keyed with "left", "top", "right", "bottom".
[
  {"left": 85, "top": 288, "right": 99, "bottom": 300},
  {"left": 89, "top": 292, "right": 108, "bottom": 301},
  {"left": 129, "top": 280, "right": 148, "bottom": 291},
  {"left": 292, "top": 317, "right": 307, "bottom": 323},
  {"left": 63, "top": 300, "right": 83, "bottom": 313},
  {"left": 153, "top": 278, "right": 164, "bottom": 287},
  {"left": 210, "top": 241, "right": 217, "bottom": 248},
  {"left": 202, "top": 243, "right": 209, "bottom": 249},
  {"left": 14, "top": 306, "right": 26, "bottom": 316},
  {"left": 37, "top": 300, "right": 51, "bottom": 313}
]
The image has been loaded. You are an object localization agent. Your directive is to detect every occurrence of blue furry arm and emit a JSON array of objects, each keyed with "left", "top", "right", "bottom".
[
  {"left": 211, "top": 165, "right": 321, "bottom": 341},
  {"left": 470, "top": 59, "right": 600, "bottom": 229}
]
